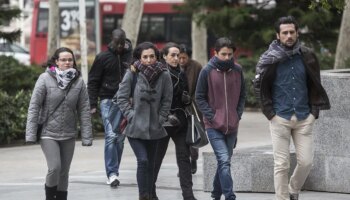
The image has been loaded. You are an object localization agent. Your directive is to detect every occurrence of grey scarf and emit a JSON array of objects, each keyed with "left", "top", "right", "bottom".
[{"left": 257, "top": 40, "right": 301, "bottom": 72}]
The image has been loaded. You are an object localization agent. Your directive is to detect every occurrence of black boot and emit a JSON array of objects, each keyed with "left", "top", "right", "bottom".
[
  {"left": 139, "top": 193, "right": 149, "bottom": 200},
  {"left": 57, "top": 191, "right": 68, "bottom": 200},
  {"left": 45, "top": 185, "right": 57, "bottom": 200}
]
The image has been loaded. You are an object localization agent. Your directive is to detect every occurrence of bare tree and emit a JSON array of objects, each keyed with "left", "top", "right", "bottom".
[
  {"left": 47, "top": 0, "right": 59, "bottom": 58},
  {"left": 334, "top": 0, "right": 350, "bottom": 69},
  {"left": 192, "top": 11, "right": 208, "bottom": 66},
  {"left": 121, "top": 0, "right": 144, "bottom": 48}
]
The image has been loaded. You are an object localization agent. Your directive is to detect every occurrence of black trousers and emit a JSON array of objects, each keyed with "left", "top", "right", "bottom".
[{"left": 153, "top": 126, "right": 194, "bottom": 199}]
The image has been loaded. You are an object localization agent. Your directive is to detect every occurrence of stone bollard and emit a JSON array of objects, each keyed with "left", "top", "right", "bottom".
[{"left": 304, "top": 69, "right": 350, "bottom": 193}]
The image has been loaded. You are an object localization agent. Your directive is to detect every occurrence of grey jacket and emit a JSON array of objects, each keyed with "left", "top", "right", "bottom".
[
  {"left": 26, "top": 69, "right": 93, "bottom": 145},
  {"left": 116, "top": 69, "right": 173, "bottom": 140}
]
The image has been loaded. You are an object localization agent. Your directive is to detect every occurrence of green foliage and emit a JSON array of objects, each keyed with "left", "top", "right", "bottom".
[
  {"left": 238, "top": 56, "right": 260, "bottom": 108},
  {"left": 0, "top": 56, "right": 43, "bottom": 94},
  {"left": 0, "top": 90, "right": 31, "bottom": 144},
  {"left": 179, "top": 0, "right": 342, "bottom": 54},
  {"left": 0, "top": 4, "right": 22, "bottom": 42},
  {"left": 309, "top": 0, "right": 345, "bottom": 12}
]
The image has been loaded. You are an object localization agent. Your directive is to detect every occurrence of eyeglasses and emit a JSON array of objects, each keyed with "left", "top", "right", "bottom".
[{"left": 59, "top": 58, "right": 74, "bottom": 63}]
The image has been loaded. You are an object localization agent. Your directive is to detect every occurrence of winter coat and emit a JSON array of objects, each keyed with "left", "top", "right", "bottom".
[
  {"left": 116, "top": 69, "right": 173, "bottom": 140},
  {"left": 167, "top": 65, "right": 191, "bottom": 132},
  {"left": 26, "top": 68, "right": 93, "bottom": 145},
  {"left": 88, "top": 39, "right": 132, "bottom": 109},
  {"left": 196, "top": 59, "right": 246, "bottom": 134},
  {"left": 253, "top": 46, "right": 330, "bottom": 120}
]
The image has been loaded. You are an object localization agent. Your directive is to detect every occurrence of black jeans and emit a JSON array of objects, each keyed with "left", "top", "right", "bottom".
[
  {"left": 128, "top": 137, "right": 158, "bottom": 197},
  {"left": 153, "top": 126, "right": 195, "bottom": 199}
]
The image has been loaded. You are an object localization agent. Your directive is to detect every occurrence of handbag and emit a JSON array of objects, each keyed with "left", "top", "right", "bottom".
[
  {"left": 36, "top": 84, "right": 72, "bottom": 142},
  {"left": 186, "top": 103, "right": 208, "bottom": 148},
  {"left": 109, "top": 72, "right": 137, "bottom": 133}
]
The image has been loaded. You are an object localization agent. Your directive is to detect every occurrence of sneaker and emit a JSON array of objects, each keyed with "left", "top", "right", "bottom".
[
  {"left": 290, "top": 193, "right": 299, "bottom": 200},
  {"left": 106, "top": 174, "right": 120, "bottom": 188},
  {"left": 191, "top": 160, "right": 197, "bottom": 174}
]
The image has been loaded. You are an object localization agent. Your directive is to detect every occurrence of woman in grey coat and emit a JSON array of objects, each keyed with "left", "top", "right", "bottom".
[
  {"left": 116, "top": 42, "right": 173, "bottom": 200},
  {"left": 25, "top": 47, "right": 93, "bottom": 200}
]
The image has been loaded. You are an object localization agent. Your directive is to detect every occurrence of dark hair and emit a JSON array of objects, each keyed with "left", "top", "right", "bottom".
[
  {"left": 179, "top": 44, "right": 192, "bottom": 57},
  {"left": 42, "top": 47, "right": 78, "bottom": 69},
  {"left": 160, "top": 42, "right": 180, "bottom": 62},
  {"left": 214, "top": 37, "right": 236, "bottom": 53},
  {"left": 274, "top": 16, "right": 299, "bottom": 33},
  {"left": 133, "top": 42, "right": 159, "bottom": 61}
]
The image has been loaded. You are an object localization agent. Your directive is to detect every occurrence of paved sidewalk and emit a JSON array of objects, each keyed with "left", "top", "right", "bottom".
[{"left": 0, "top": 112, "right": 349, "bottom": 200}]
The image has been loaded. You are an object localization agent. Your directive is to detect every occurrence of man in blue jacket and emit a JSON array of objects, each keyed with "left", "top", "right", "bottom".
[
  {"left": 88, "top": 28, "right": 132, "bottom": 188},
  {"left": 196, "top": 37, "right": 246, "bottom": 200}
]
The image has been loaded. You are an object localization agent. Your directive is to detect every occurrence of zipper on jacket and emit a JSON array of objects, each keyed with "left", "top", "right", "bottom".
[{"left": 224, "top": 72, "right": 229, "bottom": 134}]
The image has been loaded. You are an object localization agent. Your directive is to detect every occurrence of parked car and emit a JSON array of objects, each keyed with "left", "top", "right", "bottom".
[{"left": 0, "top": 39, "right": 30, "bottom": 66}]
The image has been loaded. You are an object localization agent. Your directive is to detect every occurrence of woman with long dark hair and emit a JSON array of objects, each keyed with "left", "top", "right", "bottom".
[{"left": 26, "top": 47, "right": 93, "bottom": 200}]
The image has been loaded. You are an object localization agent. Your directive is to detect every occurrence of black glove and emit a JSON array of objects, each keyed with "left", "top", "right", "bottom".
[{"left": 168, "top": 114, "right": 181, "bottom": 126}]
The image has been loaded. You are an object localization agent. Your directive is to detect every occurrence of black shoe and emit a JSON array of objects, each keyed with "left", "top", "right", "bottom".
[
  {"left": 191, "top": 160, "right": 197, "bottom": 174},
  {"left": 290, "top": 193, "right": 299, "bottom": 200}
]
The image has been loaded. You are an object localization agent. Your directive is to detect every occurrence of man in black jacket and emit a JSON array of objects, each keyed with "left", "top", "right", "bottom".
[
  {"left": 253, "top": 16, "right": 330, "bottom": 200},
  {"left": 88, "top": 28, "right": 132, "bottom": 188}
]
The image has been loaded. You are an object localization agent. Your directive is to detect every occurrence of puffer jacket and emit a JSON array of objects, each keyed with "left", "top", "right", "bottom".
[
  {"left": 253, "top": 46, "right": 330, "bottom": 120},
  {"left": 116, "top": 69, "right": 173, "bottom": 140},
  {"left": 26, "top": 68, "right": 93, "bottom": 145}
]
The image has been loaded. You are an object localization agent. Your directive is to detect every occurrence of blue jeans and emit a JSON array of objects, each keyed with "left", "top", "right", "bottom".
[
  {"left": 100, "top": 99, "right": 125, "bottom": 178},
  {"left": 207, "top": 128, "right": 237, "bottom": 200},
  {"left": 128, "top": 137, "right": 158, "bottom": 197}
]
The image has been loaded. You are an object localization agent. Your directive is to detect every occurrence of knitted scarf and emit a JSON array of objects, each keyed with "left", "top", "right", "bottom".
[
  {"left": 133, "top": 60, "right": 167, "bottom": 84},
  {"left": 209, "top": 56, "right": 234, "bottom": 71},
  {"left": 257, "top": 40, "right": 301, "bottom": 71}
]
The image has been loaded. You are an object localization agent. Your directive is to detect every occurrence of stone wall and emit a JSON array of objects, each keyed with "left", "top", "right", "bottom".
[{"left": 203, "top": 69, "right": 350, "bottom": 193}]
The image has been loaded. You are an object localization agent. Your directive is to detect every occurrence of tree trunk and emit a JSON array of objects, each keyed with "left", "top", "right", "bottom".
[
  {"left": 121, "top": 0, "right": 144, "bottom": 48},
  {"left": 47, "top": 0, "right": 59, "bottom": 58},
  {"left": 191, "top": 11, "right": 208, "bottom": 66},
  {"left": 334, "top": 0, "right": 350, "bottom": 69},
  {"left": 79, "top": 0, "right": 88, "bottom": 83}
]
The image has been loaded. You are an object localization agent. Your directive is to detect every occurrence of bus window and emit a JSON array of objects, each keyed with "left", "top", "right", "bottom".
[
  {"left": 149, "top": 16, "right": 165, "bottom": 42},
  {"left": 170, "top": 15, "right": 191, "bottom": 45},
  {"left": 37, "top": 8, "right": 48, "bottom": 33},
  {"left": 102, "top": 15, "right": 122, "bottom": 46},
  {"left": 138, "top": 15, "right": 165, "bottom": 43}
]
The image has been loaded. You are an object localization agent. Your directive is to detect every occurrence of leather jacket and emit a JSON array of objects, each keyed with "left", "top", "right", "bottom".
[{"left": 253, "top": 46, "right": 330, "bottom": 120}]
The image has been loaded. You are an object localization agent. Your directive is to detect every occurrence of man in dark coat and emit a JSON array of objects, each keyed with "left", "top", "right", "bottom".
[
  {"left": 253, "top": 16, "right": 330, "bottom": 200},
  {"left": 88, "top": 28, "right": 132, "bottom": 188}
]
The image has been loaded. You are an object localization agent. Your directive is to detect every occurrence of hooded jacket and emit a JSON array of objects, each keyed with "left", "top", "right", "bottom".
[
  {"left": 88, "top": 39, "right": 132, "bottom": 109},
  {"left": 196, "top": 58, "right": 246, "bottom": 134},
  {"left": 26, "top": 68, "right": 93, "bottom": 145}
]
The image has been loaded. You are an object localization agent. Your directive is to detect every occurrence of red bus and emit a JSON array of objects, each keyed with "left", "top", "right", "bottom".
[{"left": 30, "top": 0, "right": 191, "bottom": 65}]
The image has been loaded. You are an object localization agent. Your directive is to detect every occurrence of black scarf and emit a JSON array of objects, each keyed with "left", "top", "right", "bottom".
[{"left": 209, "top": 56, "right": 234, "bottom": 71}]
